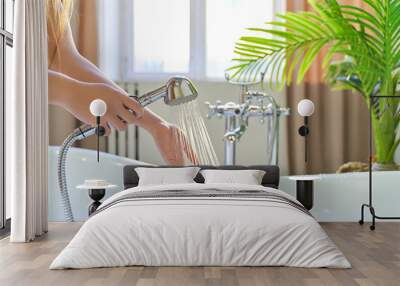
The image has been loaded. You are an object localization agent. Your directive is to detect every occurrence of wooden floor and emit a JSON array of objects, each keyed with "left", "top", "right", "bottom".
[{"left": 0, "top": 223, "right": 399, "bottom": 286}]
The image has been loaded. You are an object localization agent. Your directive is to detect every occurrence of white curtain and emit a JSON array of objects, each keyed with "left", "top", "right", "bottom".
[{"left": 7, "top": 0, "right": 48, "bottom": 242}]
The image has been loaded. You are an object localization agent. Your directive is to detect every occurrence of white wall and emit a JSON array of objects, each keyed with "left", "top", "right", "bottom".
[{"left": 118, "top": 81, "right": 290, "bottom": 175}]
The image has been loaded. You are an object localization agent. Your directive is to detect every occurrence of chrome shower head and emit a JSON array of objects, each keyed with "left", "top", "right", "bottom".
[
  {"left": 164, "top": 76, "right": 198, "bottom": 106},
  {"left": 134, "top": 76, "right": 198, "bottom": 107}
]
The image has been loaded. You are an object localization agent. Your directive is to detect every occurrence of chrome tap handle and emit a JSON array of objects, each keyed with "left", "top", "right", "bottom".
[
  {"left": 205, "top": 101, "right": 217, "bottom": 119},
  {"left": 205, "top": 100, "right": 225, "bottom": 119},
  {"left": 278, "top": 107, "right": 291, "bottom": 116}
]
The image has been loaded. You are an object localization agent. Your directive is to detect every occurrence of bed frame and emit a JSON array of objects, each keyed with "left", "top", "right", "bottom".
[{"left": 123, "top": 165, "right": 280, "bottom": 190}]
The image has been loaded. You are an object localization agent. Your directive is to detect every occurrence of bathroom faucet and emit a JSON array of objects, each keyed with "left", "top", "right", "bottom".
[{"left": 206, "top": 91, "right": 290, "bottom": 165}]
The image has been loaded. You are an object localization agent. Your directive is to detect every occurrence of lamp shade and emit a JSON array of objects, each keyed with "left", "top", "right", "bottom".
[
  {"left": 90, "top": 99, "right": 107, "bottom": 117},
  {"left": 297, "top": 99, "right": 315, "bottom": 117}
]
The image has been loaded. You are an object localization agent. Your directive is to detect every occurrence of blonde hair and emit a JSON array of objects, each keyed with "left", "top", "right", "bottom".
[{"left": 47, "top": 0, "right": 73, "bottom": 65}]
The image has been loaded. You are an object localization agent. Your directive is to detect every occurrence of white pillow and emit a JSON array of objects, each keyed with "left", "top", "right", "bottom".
[
  {"left": 200, "top": 169, "right": 266, "bottom": 185},
  {"left": 135, "top": 167, "right": 200, "bottom": 186}
]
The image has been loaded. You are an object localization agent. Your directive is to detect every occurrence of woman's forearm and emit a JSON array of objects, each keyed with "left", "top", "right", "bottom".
[
  {"left": 50, "top": 25, "right": 168, "bottom": 134},
  {"left": 50, "top": 61, "right": 166, "bottom": 134},
  {"left": 50, "top": 58, "right": 164, "bottom": 134},
  {"left": 48, "top": 70, "right": 76, "bottom": 106},
  {"left": 54, "top": 53, "right": 166, "bottom": 132},
  {"left": 49, "top": 24, "right": 118, "bottom": 88},
  {"left": 52, "top": 47, "right": 121, "bottom": 92}
]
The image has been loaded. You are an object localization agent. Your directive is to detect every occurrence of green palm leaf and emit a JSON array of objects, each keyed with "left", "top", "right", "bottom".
[
  {"left": 227, "top": 0, "right": 400, "bottom": 164},
  {"left": 227, "top": 0, "right": 400, "bottom": 96}
]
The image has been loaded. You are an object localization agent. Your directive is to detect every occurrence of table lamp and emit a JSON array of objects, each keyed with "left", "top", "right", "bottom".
[{"left": 297, "top": 99, "right": 315, "bottom": 163}]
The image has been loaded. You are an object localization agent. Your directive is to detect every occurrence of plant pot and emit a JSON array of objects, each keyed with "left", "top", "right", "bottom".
[{"left": 372, "top": 163, "right": 399, "bottom": 171}]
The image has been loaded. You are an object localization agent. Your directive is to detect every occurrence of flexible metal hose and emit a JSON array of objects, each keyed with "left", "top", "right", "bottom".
[{"left": 57, "top": 124, "right": 96, "bottom": 222}]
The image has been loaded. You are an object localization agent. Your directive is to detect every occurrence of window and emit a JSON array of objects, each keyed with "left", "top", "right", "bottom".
[
  {"left": 0, "top": 0, "right": 14, "bottom": 233},
  {"left": 98, "top": 0, "right": 282, "bottom": 81},
  {"left": 206, "top": 0, "right": 275, "bottom": 79},
  {"left": 133, "top": 0, "right": 190, "bottom": 74}
]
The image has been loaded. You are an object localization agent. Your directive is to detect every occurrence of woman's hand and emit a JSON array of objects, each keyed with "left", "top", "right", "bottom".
[
  {"left": 152, "top": 122, "right": 199, "bottom": 165},
  {"left": 48, "top": 21, "right": 200, "bottom": 164},
  {"left": 63, "top": 81, "right": 144, "bottom": 135}
]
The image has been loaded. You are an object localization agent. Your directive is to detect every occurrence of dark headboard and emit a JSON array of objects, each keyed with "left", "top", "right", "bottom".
[{"left": 123, "top": 165, "right": 280, "bottom": 189}]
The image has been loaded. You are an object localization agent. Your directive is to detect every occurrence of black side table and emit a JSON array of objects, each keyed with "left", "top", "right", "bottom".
[
  {"left": 77, "top": 181, "right": 117, "bottom": 216},
  {"left": 88, "top": 189, "right": 106, "bottom": 215},
  {"left": 289, "top": 176, "right": 320, "bottom": 210}
]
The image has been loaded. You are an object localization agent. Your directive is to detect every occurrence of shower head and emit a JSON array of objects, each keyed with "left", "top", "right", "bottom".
[
  {"left": 164, "top": 76, "right": 198, "bottom": 106},
  {"left": 133, "top": 76, "right": 198, "bottom": 107}
]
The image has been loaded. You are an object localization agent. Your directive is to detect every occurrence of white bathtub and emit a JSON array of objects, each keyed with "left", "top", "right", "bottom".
[
  {"left": 48, "top": 146, "right": 400, "bottom": 222},
  {"left": 280, "top": 172, "right": 400, "bottom": 222},
  {"left": 48, "top": 146, "right": 149, "bottom": 221}
]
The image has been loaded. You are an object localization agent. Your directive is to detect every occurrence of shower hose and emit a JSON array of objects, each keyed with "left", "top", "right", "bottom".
[
  {"left": 57, "top": 78, "right": 195, "bottom": 221},
  {"left": 57, "top": 124, "right": 96, "bottom": 222}
]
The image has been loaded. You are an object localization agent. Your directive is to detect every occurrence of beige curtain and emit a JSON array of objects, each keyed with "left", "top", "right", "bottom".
[
  {"left": 286, "top": 0, "right": 370, "bottom": 175},
  {"left": 75, "top": 0, "right": 102, "bottom": 150},
  {"left": 77, "top": 0, "right": 98, "bottom": 66},
  {"left": 9, "top": 0, "right": 48, "bottom": 242},
  {"left": 49, "top": 0, "right": 102, "bottom": 150}
]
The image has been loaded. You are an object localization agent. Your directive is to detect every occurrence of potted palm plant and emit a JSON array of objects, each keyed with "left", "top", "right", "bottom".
[{"left": 227, "top": 0, "right": 400, "bottom": 170}]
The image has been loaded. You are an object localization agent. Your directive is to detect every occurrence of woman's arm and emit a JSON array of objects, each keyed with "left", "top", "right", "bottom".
[
  {"left": 48, "top": 24, "right": 198, "bottom": 164},
  {"left": 48, "top": 24, "right": 166, "bottom": 135},
  {"left": 48, "top": 70, "right": 140, "bottom": 133},
  {"left": 49, "top": 25, "right": 118, "bottom": 87}
]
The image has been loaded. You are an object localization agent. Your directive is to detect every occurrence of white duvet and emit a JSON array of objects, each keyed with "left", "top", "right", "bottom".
[{"left": 50, "top": 183, "right": 350, "bottom": 269}]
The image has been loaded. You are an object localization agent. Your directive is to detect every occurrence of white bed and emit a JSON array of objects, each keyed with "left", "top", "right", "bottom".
[{"left": 50, "top": 182, "right": 350, "bottom": 269}]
